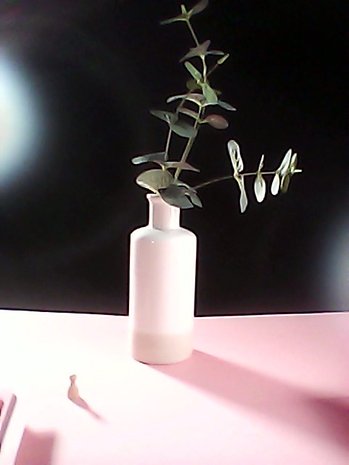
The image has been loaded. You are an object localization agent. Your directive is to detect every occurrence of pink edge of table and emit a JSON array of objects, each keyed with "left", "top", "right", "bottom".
[{"left": 0, "top": 309, "right": 348, "bottom": 465}]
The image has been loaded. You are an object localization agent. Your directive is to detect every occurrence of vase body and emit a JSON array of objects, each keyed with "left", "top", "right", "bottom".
[{"left": 128, "top": 194, "right": 197, "bottom": 364}]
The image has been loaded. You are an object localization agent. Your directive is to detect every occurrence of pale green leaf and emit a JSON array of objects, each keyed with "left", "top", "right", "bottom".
[
  {"left": 184, "top": 61, "right": 202, "bottom": 81},
  {"left": 279, "top": 148, "right": 292, "bottom": 176},
  {"left": 160, "top": 13, "right": 187, "bottom": 25},
  {"left": 257, "top": 154, "right": 264, "bottom": 172},
  {"left": 254, "top": 173, "right": 266, "bottom": 203},
  {"left": 281, "top": 174, "right": 291, "bottom": 193},
  {"left": 162, "top": 161, "right": 200, "bottom": 172},
  {"left": 202, "top": 83, "right": 218, "bottom": 104},
  {"left": 136, "top": 169, "right": 173, "bottom": 193},
  {"left": 227, "top": 140, "right": 244, "bottom": 174},
  {"left": 217, "top": 100, "right": 237, "bottom": 111},
  {"left": 271, "top": 172, "right": 280, "bottom": 195},
  {"left": 234, "top": 174, "right": 248, "bottom": 213},
  {"left": 167, "top": 93, "right": 204, "bottom": 106},
  {"left": 217, "top": 53, "right": 230, "bottom": 65},
  {"left": 131, "top": 152, "right": 166, "bottom": 165}
]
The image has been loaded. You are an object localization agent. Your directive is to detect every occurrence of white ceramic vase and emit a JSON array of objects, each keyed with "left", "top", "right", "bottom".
[{"left": 128, "top": 193, "right": 197, "bottom": 364}]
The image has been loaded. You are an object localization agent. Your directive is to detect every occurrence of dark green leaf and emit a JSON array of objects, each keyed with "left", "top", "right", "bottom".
[
  {"left": 159, "top": 185, "right": 194, "bottom": 209},
  {"left": 190, "top": 0, "right": 209, "bottom": 16},
  {"left": 170, "top": 119, "right": 198, "bottom": 138},
  {"left": 180, "top": 40, "right": 211, "bottom": 62},
  {"left": 186, "top": 79, "right": 201, "bottom": 91},
  {"left": 187, "top": 190, "right": 203, "bottom": 207},
  {"left": 150, "top": 110, "right": 177, "bottom": 124},
  {"left": 131, "top": 152, "right": 166, "bottom": 165}
]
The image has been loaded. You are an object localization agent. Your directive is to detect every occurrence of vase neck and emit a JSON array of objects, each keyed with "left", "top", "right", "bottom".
[{"left": 147, "top": 194, "right": 180, "bottom": 230}]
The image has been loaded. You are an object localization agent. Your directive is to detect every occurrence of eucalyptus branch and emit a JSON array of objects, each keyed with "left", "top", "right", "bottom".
[{"left": 132, "top": 1, "right": 301, "bottom": 212}]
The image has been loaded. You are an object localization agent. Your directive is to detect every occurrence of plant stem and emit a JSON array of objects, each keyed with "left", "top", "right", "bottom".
[
  {"left": 194, "top": 175, "right": 233, "bottom": 190},
  {"left": 186, "top": 20, "right": 199, "bottom": 46},
  {"left": 174, "top": 107, "right": 203, "bottom": 179},
  {"left": 164, "top": 129, "right": 172, "bottom": 161},
  {"left": 194, "top": 171, "right": 280, "bottom": 190}
]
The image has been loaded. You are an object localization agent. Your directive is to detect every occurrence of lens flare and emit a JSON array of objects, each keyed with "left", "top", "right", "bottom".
[{"left": 0, "top": 50, "right": 42, "bottom": 186}]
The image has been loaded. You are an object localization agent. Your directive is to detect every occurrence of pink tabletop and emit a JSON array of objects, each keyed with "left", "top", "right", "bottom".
[{"left": 0, "top": 310, "right": 348, "bottom": 465}]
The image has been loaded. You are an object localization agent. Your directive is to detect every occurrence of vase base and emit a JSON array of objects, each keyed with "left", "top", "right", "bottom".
[{"left": 131, "top": 330, "right": 192, "bottom": 365}]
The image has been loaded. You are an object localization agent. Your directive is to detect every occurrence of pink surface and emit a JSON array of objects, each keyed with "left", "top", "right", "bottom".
[{"left": 0, "top": 310, "right": 348, "bottom": 465}]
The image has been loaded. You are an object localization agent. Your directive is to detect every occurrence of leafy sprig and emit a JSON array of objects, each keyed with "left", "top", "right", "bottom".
[{"left": 131, "top": 0, "right": 301, "bottom": 212}]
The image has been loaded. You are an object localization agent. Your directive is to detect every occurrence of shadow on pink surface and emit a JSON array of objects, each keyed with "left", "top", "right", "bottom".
[
  {"left": 15, "top": 428, "right": 57, "bottom": 465},
  {"left": 154, "top": 350, "right": 349, "bottom": 450}
]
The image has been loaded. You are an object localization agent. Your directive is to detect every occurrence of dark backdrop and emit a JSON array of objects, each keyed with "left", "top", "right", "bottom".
[{"left": 0, "top": 0, "right": 347, "bottom": 315}]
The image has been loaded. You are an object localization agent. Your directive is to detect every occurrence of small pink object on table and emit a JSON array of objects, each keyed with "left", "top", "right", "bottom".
[
  {"left": 0, "top": 391, "right": 16, "bottom": 448},
  {"left": 0, "top": 309, "right": 348, "bottom": 465}
]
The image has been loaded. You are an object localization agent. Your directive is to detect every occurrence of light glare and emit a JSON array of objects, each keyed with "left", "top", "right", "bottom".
[{"left": 0, "top": 51, "right": 42, "bottom": 186}]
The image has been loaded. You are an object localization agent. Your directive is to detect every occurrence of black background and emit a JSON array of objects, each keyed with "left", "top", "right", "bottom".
[{"left": 0, "top": 0, "right": 347, "bottom": 315}]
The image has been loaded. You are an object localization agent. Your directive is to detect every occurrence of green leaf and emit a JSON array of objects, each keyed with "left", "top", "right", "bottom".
[
  {"left": 202, "top": 83, "right": 218, "bottom": 104},
  {"left": 184, "top": 61, "right": 202, "bottom": 82},
  {"left": 180, "top": 40, "right": 211, "bottom": 62},
  {"left": 170, "top": 119, "right": 198, "bottom": 138},
  {"left": 131, "top": 152, "right": 166, "bottom": 165},
  {"left": 217, "top": 100, "right": 237, "bottom": 111},
  {"left": 227, "top": 140, "right": 244, "bottom": 174},
  {"left": 217, "top": 53, "right": 230, "bottom": 65},
  {"left": 187, "top": 190, "right": 203, "bottom": 207},
  {"left": 163, "top": 161, "right": 199, "bottom": 172},
  {"left": 202, "top": 114, "right": 229, "bottom": 129},
  {"left": 150, "top": 110, "right": 177, "bottom": 124},
  {"left": 254, "top": 173, "right": 266, "bottom": 203},
  {"left": 178, "top": 107, "right": 200, "bottom": 119},
  {"left": 159, "top": 185, "right": 194, "bottom": 209},
  {"left": 136, "top": 169, "right": 173, "bottom": 193},
  {"left": 167, "top": 93, "right": 204, "bottom": 106},
  {"left": 186, "top": 79, "right": 201, "bottom": 91},
  {"left": 160, "top": 13, "right": 187, "bottom": 25},
  {"left": 190, "top": 0, "right": 209, "bottom": 16}
]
